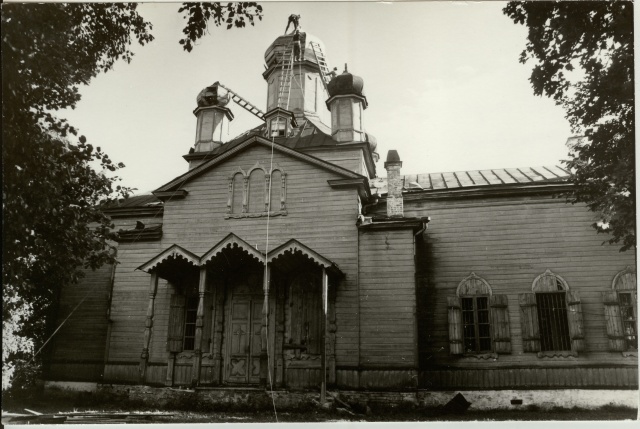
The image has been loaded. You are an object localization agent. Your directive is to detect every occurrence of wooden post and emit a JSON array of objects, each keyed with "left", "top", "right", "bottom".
[
  {"left": 321, "top": 267, "right": 328, "bottom": 403},
  {"left": 212, "top": 279, "right": 225, "bottom": 384},
  {"left": 327, "top": 277, "right": 337, "bottom": 385},
  {"left": 275, "top": 276, "right": 285, "bottom": 386},
  {"left": 260, "top": 264, "right": 271, "bottom": 386},
  {"left": 192, "top": 267, "right": 207, "bottom": 386},
  {"left": 140, "top": 272, "right": 158, "bottom": 383}
]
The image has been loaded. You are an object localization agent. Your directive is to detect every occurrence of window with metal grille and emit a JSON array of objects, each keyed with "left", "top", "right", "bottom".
[
  {"left": 536, "top": 292, "right": 571, "bottom": 351},
  {"left": 619, "top": 292, "right": 638, "bottom": 350},
  {"left": 183, "top": 296, "right": 199, "bottom": 351},
  {"left": 461, "top": 296, "right": 491, "bottom": 353}
]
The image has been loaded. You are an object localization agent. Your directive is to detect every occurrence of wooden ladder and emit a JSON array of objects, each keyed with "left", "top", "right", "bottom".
[
  {"left": 309, "top": 41, "right": 331, "bottom": 92},
  {"left": 277, "top": 42, "right": 295, "bottom": 109},
  {"left": 214, "top": 82, "right": 265, "bottom": 121}
]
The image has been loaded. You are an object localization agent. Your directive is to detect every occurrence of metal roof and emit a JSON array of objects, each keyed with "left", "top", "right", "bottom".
[{"left": 370, "top": 166, "right": 570, "bottom": 195}]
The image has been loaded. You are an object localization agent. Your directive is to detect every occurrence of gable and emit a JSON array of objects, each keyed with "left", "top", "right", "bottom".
[{"left": 155, "top": 136, "right": 366, "bottom": 195}]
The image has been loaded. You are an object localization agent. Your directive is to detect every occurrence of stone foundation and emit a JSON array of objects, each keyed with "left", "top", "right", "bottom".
[{"left": 65, "top": 384, "right": 637, "bottom": 411}]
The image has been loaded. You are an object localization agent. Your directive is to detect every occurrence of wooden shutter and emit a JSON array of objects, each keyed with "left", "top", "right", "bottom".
[
  {"left": 167, "top": 294, "right": 186, "bottom": 353},
  {"left": 602, "top": 291, "right": 626, "bottom": 352},
  {"left": 490, "top": 294, "right": 511, "bottom": 354},
  {"left": 566, "top": 290, "right": 585, "bottom": 352},
  {"left": 447, "top": 296, "right": 463, "bottom": 355},
  {"left": 519, "top": 293, "right": 540, "bottom": 352}
]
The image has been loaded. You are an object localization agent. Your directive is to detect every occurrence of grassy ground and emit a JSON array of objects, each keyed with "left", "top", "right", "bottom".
[{"left": 2, "top": 388, "right": 637, "bottom": 423}]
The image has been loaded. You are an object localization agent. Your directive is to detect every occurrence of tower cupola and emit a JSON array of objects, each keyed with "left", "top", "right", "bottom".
[
  {"left": 193, "top": 83, "right": 234, "bottom": 152},
  {"left": 326, "top": 66, "right": 368, "bottom": 144}
]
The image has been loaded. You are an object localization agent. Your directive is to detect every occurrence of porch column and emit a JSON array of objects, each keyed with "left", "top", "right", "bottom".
[
  {"left": 192, "top": 266, "right": 207, "bottom": 386},
  {"left": 260, "top": 263, "right": 271, "bottom": 386},
  {"left": 140, "top": 271, "right": 158, "bottom": 383}
]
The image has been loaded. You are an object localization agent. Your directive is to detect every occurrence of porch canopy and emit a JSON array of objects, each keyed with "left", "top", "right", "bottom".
[
  {"left": 137, "top": 244, "right": 200, "bottom": 283},
  {"left": 266, "top": 239, "right": 343, "bottom": 278}
]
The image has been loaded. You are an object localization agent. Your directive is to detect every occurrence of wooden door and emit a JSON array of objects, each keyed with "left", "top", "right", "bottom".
[{"left": 226, "top": 297, "right": 262, "bottom": 384}]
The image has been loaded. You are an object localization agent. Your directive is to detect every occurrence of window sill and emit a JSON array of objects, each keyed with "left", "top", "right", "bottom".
[
  {"left": 622, "top": 351, "right": 638, "bottom": 358},
  {"left": 536, "top": 351, "right": 578, "bottom": 358},
  {"left": 226, "top": 210, "right": 287, "bottom": 219}
]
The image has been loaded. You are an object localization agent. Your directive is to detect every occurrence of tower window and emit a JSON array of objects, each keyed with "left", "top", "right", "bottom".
[{"left": 270, "top": 117, "right": 287, "bottom": 137}]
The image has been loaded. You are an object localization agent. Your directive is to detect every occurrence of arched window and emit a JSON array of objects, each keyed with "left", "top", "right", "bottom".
[
  {"left": 225, "top": 165, "right": 287, "bottom": 219},
  {"left": 230, "top": 172, "right": 244, "bottom": 214},
  {"left": 248, "top": 168, "right": 266, "bottom": 213},
  {"left": 269, "top": 169, "right": 284, "bottom": 212},
  {"left": 519, "top": 270, "right": 584, "bottom": 355},
  {"left": 447, "top": 273, "right": 511, "bottom": 355},
  {"left": 603, "top": 267, "right": 637, "bottom": 352}
]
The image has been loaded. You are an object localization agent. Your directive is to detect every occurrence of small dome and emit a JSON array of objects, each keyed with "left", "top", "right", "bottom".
[
  {"left": 264, "top": 32, "right": 326, "bottom": 68},
  {"left": 364, "top": 132, "right": 378, "bottom": 153},
  {"left": 196, "top": 84, "right": 230, "bottom": 108},
  {"left": 327, "top": 69, "right": 364, "bottom": 97}
]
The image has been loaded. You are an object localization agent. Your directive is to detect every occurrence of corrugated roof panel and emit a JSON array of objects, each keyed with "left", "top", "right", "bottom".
[
  {"left": 505, "top": 168, "right": 531, "bottom": 183},
  {"left": 545, "top": 165, "right": 570, "bottom": 178},
  {"left": 480, "top": 170, "right": 503, "bottom": 185},
  {"left": 492, "top": 169, "right": 517, "bottom": 184},
  {"left": 519, "top": 167, "right": 546, "bottom": 182},
  {"left": 416, "top": 173, "right": 432, "bottom": 190},
  {"left": 530, "top": 166, "right": 555, "bottom": 180},
  {"left": 467, "top": 170, "right": 487, "bottom": 186},
  {"left": 442, "top": 172, "right": 460, "bottom": 188},
  {"left": 455, "top": 171, "right": 475, "bottom": 187},
  {"left": 430, "top": 173, "right": 447, "bottom": 189}
]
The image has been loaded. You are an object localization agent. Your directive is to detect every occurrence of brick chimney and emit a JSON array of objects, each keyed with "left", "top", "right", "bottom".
[{"left": 384, "top": 150, "right": 403, "bottom": 218}]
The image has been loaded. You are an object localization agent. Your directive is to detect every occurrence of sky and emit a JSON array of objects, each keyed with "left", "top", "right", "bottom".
[{"left": 59, "top": 1, "right": 573, "bottom": 195}]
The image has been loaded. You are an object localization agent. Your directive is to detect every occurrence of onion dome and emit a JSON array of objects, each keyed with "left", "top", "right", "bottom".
[
  {"left": 364, "top": 132, "right": 378, "bottom": 153},
  {"left": 327, "top": 67, "right": 364, "bottom": 98},
  {"left": 196, "top": 83, "right": 230, "bottom": 108},
  {"left": 264, "top": 32, "right": 326, "bottom": 68}
]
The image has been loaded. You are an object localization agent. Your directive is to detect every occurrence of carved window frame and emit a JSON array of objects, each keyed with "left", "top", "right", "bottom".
[
  {"left": 612, "top": 266, "right": 638, "bottom": 353},
  {"left": 456, "top": 273, "right": 495, "bottom": 357},
  {"left": 532, "top": 269, "right": 572, "bottom": 353},
  {"left": 225, "top": 163, "right": 288, "bottom": 219}
]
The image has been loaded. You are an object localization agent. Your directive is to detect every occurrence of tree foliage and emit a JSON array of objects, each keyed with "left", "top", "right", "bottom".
[
  {"left": 2, "top": 2, "right": 262, "bottom": 390},
  {"left": 178, "top": 2, "right": 263, "bottom": 52},
  {"left": 504, "top": 1, "right": 635, "bottom": 251}
]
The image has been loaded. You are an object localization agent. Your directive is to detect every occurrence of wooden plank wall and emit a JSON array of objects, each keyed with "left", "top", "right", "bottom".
[
  {"left": 308, "top": 148, "right": 367, "bottom": 176},
  {"left": 358, "top": 229, "right": 418, "bottom": 369},
  {"left": 46, "top": 262, "right": 113, "bottom": 381},
  {"left": 421, "top": 367, "right": 638, "bottom": 390},
  {"left": 396, "top": 193, "right": 637, "bottom": 388},
  {"left": 107, "top": 215, "right": 166, "bottom": 365}
]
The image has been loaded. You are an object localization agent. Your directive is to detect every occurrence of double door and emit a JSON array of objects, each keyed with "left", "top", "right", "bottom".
[{"left": 226, "top": 295, "right": 263, "bottom": 384}]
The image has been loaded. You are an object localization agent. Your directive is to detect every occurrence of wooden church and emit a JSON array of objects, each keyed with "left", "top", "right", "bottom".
[{"left": 45, "top": 25, "right": 637, "bottom": 398}]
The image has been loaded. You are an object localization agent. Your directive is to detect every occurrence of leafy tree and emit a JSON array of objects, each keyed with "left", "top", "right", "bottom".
[
  {"left": 179, "top": 2, "right": 263, "bottom": 52},
  {"left": 504, "top": 1, "right": 635, "bottom": 251},
  {"left": 2, "top": 2, "right": 262, "bottom": 390}
]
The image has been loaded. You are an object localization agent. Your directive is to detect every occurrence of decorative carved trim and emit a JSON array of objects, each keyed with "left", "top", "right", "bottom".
[
  {"left": 456, "top": 272, "right": 493, "bottom": 297},
  {"left": 536, "top": 351, "right": 578, "bottom": 358},
  {"left": 461, "top": 353, "right": 498, "bottom": 360},
  {"left": 225, "top": 210, "right": 288, "bottom": 219},
  {"left": 267, "top": 239, "right": 342, "bottom": 276},
  {"left": 200, "top": 233, "right": 265, "bottom": 265},
  {"left": 612, "top": 266, "right": 637, "bottom": 291},
  {"left": 137, "top": 244, "right": 200, "bottom": 272},
  {"left": 532, "top": 269, "right": 569, "bottom": 292},
  {"left": 247, "top": 161, "right": 268, "bottom": 175},
  {"left": 622, "top": 351, "right": 638, "bottom": 358}
]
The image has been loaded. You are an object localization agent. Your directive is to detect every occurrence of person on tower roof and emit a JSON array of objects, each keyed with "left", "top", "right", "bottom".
[{"left": 285, "top": 14, "right": 301, "bottom": 34}]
